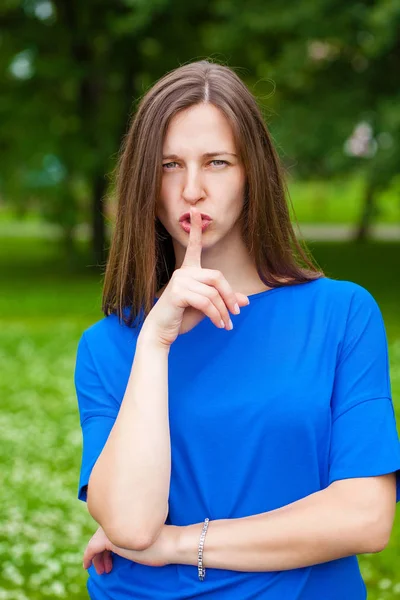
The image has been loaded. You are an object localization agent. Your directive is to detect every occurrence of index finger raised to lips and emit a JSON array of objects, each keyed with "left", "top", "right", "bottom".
[{"left": 181, "top": 206, "right": 203, "bottom": 268}]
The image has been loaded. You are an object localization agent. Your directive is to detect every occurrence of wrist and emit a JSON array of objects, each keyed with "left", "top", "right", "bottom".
[
  {"left": 137, "top": 324, "right": 171, "bottom": 353},
  {"left": 175, "top": 523, "right": 203, "bottom": 567},
  {"left": 110, "top": 542, "right": 120, "bottom": 554}
]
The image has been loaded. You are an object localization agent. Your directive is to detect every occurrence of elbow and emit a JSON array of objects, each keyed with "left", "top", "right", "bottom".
[
  {"left": 105, "top": 525, "right": 154, "bottom": 551},
  {"left": 107, "top": 510, "right": 168, "bottom": 551},
  {"left": 87, "top": 478, "right": 169, "bottom": 550},
  {"left": 361, "top": 531, "right": 390, "bottom": 555},
  {"left": 88, "top": 500, "right": 153, "bottom": 550},
  {"left": 331, "top": 475, "right": 396, "bottom": 555},
  {"left": 371, "top": 535, "right": 391, "bottom": 554},
  {"left": 87, "top": 484, "right": 104, "bottom": 525},
  {"left": 358, "top": 512, "right": 394, "bottom": 554},
  {"left": 87, "top": 487, "right": 167, "bottom": 551}
]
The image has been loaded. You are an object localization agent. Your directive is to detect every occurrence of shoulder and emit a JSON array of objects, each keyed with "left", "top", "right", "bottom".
[
  {"left": 296, "top": 277, "right": 383, "bottom": 338},
  {"left": 305, "top": 276, "right": 379, "bottom": 309},
  {"left": 75, "top": 312, "right": 141, "bottom": 400},
  {"left": 79, "top": 314, "right": 115, "bottom": 347},
  {"left": 79, "top": 311, "right": 141, "bottom": 358},
  {"left": 310, "top": 278, "right": 386, "bottom": 350}
]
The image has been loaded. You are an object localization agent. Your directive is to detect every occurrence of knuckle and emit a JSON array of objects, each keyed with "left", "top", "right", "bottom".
[
  {"left": 200, "top": 296, "right": 212, "bottom": 310},
  {"left": 170, "top": 275, "right": 182, "bottom": 292},
  {"left": 212, "top": 269, "right": 223, "bottom": 281},
  {"left": 169, "top": 285, "right": 179, "bottom": 299},
  {"left": 171, "top": 269, "right": 182, "bottom": 281}
]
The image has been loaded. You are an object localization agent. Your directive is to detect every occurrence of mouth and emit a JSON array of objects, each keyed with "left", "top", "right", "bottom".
[
  {"left": 180, "top": 218, "right": 212, "bottom": 233},
  {"left": 179, "top": 212, "right": 212, "bottom": 223}
]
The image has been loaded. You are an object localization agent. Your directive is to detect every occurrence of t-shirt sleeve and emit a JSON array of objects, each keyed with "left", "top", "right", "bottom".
[
  {"left": 74, "top": 332, "right": 119, "bottom": 502},
  {"left": 328, "top": 285, "right": 400, "bottom": 502}
]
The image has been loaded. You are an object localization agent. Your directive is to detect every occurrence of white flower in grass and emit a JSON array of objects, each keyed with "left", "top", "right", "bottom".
[
  {"left": 30, "top": 540, "right": 52, "bottom": 554},
  {"left": 2, "top": 561, "right": 24, "bottom": 585},
  {"left": 393, "top": 582, "right": 400, "bottom": 594},
  {"left": 378, "top": 578, "right": 392, "bottom": 590},
  {"left": 12, "top": 593, "right": 30, "bottom": 600},
  {"left": 60, "top": 552, "right": 82, "bottom": 564},
  {"left": 0, "top": 520, "right": 21, "bottom": 536},
  {"left": 63, "top": 522, "right": 82, "bottom": 543},
  {"left": 42, "top": 581, "right": 66, "bottom": 597},
  {"left": 69, "top": 583, "right": 81, "bottom": 594},
  {"left": 10, "top": 543, "right": 25, "bottom": 565},
  {"left": 0, "top": 592, "right": 23, "bottom": 600},
  {"left": 29, "top": 568, "right": 53, "bottom": 587},
  {"left": 46, "top": 559, "right": 62, "bottom": 574},
  {"left": 64, "top": 565, "right": 79, "bottom": 579},
  {"left": 0, "top": 541, "right": 8, "bottom": 555},
  {"left": 22, "top": 523, "right": 40, "bottom": 539}
]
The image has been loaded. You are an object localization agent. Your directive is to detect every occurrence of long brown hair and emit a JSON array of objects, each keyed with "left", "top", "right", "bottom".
[{"left": 102, "top": 59, "right": 324, "bottom": 329}]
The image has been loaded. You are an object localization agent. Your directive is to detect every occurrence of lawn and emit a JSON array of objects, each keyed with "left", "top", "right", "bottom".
[
  {"left": 1, "top": 236, "right": 399, "bottom": 599},
  {"left": 288, "top": 176, "right": 400, "bottom": 225}
]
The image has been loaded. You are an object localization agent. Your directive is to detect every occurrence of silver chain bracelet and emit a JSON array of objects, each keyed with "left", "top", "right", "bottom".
[{"left": 198, "top": 517, "right": 210, "bottom": 581}]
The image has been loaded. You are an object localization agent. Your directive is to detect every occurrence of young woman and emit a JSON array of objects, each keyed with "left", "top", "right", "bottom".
[{"left": 75, "top": 59, "right": 400, "bottom": 600}]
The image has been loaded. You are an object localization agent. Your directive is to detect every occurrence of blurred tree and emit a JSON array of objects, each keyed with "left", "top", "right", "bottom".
[
  {"left": 203, "top": 0, "right": 400, "bottom": 238},
  {"left": 0, "top": 0, "right": 216, "bottom": 265},
  {"left": 0, "top": 0, "right": 399, "bottom": 263}
]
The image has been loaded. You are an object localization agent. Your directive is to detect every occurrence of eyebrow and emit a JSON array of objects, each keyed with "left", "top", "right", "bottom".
[{"left": 162, "top": 151, "right": 237, "bottom": 160}]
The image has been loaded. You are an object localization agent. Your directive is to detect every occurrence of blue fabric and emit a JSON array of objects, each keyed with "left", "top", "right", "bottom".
[{"left": 74, "top": 277, "right": 400, "bottom": 599}]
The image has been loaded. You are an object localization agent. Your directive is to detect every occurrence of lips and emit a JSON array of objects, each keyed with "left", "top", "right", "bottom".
[
  {"left": 179, "top": 212, "right": 211, "bottom": 223},
  {"left": 180, "top": 219, "right": 211, "bottom": 233}
]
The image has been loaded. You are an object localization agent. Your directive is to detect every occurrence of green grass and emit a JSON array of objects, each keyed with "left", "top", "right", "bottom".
[
  {"left": 288, "top": 176, "right": 400, "bottom": 224},
  {"left": 0, "top": 236, "right": 400, "bottom": 599}
]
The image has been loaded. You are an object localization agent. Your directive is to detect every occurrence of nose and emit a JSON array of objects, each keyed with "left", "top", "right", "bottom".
[{"left": 182, "top": 166, "right": 205, "bottom": 203}]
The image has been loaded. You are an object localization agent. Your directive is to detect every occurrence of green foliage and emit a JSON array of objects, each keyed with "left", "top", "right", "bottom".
[
  {"left": 1, "top": 0, "right": 399, "bottom": 244},
  {"left": 0, "top": 323, "right": 92, "bottom": 599},
  {"left": 203, "top": 0, "right": 400, "bottom": 186},
  {"left": 0, "top": 0, "right": 215, "bottom": 235}
]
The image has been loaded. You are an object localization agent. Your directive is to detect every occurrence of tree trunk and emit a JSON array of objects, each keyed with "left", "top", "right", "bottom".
[
  {"left": 90, "top": 66, "right": 137, "bottom": 267},
  {"left": 354, "top": 180, "right": 376, "bottom": 241},
  {"left": 92, "top": 172, "right": 108, "bottom": 267},
  {"left": 62, "top": 223, "right": 77, "bottom": 269}
]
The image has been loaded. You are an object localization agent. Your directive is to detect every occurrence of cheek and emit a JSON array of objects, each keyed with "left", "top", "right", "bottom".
[
  {"left": 159, "top": 175, "right": 177, "bottom": 205},
  {"left": 158, "top": 179, "right": 173, "bottom": 216},
  {"left": 215, "top": 173, "right": 245, "bottom": 204},
  {"left": 213, "top": 168, "right": 245, "bottom": 192}
]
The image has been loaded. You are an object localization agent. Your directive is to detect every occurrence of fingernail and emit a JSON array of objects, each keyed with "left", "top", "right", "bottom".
[
  {"left": 227, "top": 318, "right": 233, "bottom": 330},
  {"left": 233, "top": 303, "right": 240, "bottom": 315}
]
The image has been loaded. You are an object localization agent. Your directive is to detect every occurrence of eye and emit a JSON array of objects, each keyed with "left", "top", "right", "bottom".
[
  {"left": 210, "top": 160, "right": 228, "bottom": 167},
  {"left": 162, "top": 159, "right": 229, "bottom": 170}
]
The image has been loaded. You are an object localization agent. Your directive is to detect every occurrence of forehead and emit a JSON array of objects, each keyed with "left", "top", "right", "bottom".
[{"left": 163, "top": 103, "right": 236, "bottom": 153}]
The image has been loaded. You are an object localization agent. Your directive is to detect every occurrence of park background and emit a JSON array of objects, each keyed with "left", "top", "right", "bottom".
[{"left": 1, "top": 0, "right": 399, "bottom": 598}]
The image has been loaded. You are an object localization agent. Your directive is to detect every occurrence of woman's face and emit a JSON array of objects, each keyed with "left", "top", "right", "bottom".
[{"left": 156, "top": 103, "right": 246, "bottom": 258}]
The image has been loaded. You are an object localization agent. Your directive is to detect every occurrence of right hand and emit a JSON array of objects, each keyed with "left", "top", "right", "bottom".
[{"left": 141, "top": 206, "right": 250, "bottom": 348}]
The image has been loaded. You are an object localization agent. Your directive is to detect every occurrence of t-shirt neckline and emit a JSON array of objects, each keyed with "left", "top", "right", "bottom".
[{"left": 154, "top": 279, "right": 321, "bottom": 304}]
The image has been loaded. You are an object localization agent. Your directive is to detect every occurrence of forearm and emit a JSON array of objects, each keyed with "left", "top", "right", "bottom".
[
  {"left": 88, "top": 327, "right": 171, "bottom": 548},
  {"left": 177, "top": 486, "right": 378, "bottom": 572}
]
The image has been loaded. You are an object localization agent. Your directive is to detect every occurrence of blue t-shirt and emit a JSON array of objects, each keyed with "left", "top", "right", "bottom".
[{"left": 74, "top": 276, "right": 400, "bottom": 600}]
